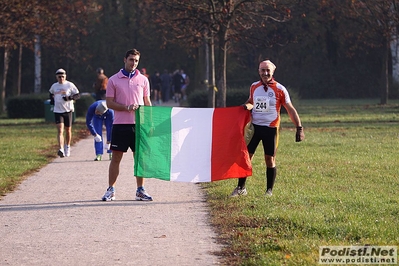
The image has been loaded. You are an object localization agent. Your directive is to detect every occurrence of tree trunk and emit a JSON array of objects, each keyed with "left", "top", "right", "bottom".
[
  {"left": 208, "top": 35, "right": 216, "bottom": 108},
  {"left": 380, "top": 39, "right": 389, "bottom": 105},
  {"left": 34, "top": 35, "right": 41, "bottom": 94},
  {"left": 203, "top": 34, "right": 216, "bottom": 108},
  {"left": 216, "top": 32, "right": 228, "bottom": 108},
  {"left": 1, "top": 47, "right": 10, "bottom": 113},
  {"left": 391, "top": 37, "right": 399, "bottom": 84},
  {"left": 17, "top": 44, "right": 22, "bottom": 96},
  {"left": 220, "top": 41, "right": 227, "bottom": 108}
]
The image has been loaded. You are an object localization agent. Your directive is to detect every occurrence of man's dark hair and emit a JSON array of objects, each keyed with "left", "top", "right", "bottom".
[{"left": 125, "top": 49, "right": 140, "bottom": 58}]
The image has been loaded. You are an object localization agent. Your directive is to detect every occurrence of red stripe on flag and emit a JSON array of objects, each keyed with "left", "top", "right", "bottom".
[{"left": 211, "top": 107, "right": 252, "bottom": 181}]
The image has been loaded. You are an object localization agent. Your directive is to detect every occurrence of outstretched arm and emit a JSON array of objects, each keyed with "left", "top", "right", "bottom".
[
  {"left": 85, "top": 105, "right": 97, "bottom": 136},
  {"left": 284, "top": 102, "right": 302, "bottom": 127},
  {"left": 284, "top": 102, "right": 304, "bottom": 142}
]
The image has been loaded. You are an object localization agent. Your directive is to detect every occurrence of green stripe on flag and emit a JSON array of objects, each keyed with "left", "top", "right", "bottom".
[{"left": 134, "top": 106, "right": 173, "bottom": 181}]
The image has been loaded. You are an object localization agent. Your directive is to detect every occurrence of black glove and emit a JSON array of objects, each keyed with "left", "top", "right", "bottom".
[
  {"left": 296, "top": 126, "right": 304, "bottom": 142},
  {"left": 49, "top": 93, "right": 55, "bottom": 105},
  {"left": 63, "top": 93, "right": 80, "bottom": 101},
  {"left": 62, "top": 96, "right": 72, "bottom": 101}
]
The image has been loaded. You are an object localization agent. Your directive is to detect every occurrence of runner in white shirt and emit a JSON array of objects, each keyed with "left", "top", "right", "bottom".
[
  {"left": 49, "top": 68, "right": 80, "bottom": 158},
  {"left": 231, "top": 60, "right": 304, "bottom": 197}
]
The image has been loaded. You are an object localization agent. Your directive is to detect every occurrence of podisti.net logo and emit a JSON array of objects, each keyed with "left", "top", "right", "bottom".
[{"left": 319, "top": 246, "right": 397, "bottom": 264}]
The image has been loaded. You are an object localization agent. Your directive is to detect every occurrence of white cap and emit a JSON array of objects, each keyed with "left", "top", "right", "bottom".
[
  {"left": 95, "top": 101, "right": 108, "bottom": 115},
  {"left": 55, "top": 68, "right": 66, "bottom": 75}
]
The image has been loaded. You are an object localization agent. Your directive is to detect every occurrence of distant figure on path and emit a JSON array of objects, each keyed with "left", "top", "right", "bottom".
[
  {"left": 160, "top": 69, "right": 172, "bottom": 102},
  {"left": 49, "top": 68, "right": 80, "bottom": 158},
  {"left": 93, "top": 67, "right": 108, "bottom": 100}
]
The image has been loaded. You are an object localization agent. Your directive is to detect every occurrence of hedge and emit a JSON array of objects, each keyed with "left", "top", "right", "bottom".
[{"left": 6, "top": 93, "right": 95, "bottom": 119}]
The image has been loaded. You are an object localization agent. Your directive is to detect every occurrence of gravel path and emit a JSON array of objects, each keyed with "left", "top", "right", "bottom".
[{"left": 0, "top": 104, "right": 222, "bottom": 265}]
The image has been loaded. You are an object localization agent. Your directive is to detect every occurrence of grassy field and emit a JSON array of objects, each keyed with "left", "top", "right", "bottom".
[
  {"left": 0, "top": 118, "right": 89, "bottom": 197},
  {"left": 1, "top": 99, "right": 398, "bottom": 265}
]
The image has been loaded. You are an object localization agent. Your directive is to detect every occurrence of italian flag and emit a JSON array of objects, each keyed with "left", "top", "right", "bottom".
[{"left": 134, "top": 106, "right": 252, "bottom": 182}]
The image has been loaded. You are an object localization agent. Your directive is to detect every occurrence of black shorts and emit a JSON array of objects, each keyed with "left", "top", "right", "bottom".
[
  {"left": 110, "top": 124, "right": 136, "bottom": 152},
  {"left": 247, "top": 124, "right": 279, "bottom": 156},
  {"left": 54, "top": 112, "right": 73, "bottom": 127},
  {"left": 174, "top": 85, "right": 181, "bottom": 94}
]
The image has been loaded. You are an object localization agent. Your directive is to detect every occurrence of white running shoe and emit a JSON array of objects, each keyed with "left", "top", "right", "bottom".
[
  {"left": 102, "top": 187, "right": 115, "bottom": 201},
  {"left": 64, "top": 145, "right": 70, "bottom": 157},
  {"left": 135, "top": 188, "right": 153, "bottom": 201},
  {"left": 230, "top": 186, "right": 247, "bottom": 197}
]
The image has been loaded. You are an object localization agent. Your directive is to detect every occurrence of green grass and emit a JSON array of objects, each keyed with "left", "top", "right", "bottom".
[
  {"left": 202, "top": 99, "right": 399, "bottom": 265},
  {"left": 0, "top": 118, "right": 89, "bottom": 197},
  {"left": 1, "top": 99, "right": 399, "bottom": 265}
]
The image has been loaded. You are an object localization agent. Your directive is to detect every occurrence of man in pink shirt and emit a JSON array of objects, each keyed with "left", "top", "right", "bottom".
[{"left": 102, "top": 49, "right": 153, "bottom": 201}]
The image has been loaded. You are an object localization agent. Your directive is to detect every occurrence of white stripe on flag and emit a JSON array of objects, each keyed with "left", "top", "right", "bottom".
[{"left": 170, "top": 108, "right": 214, "bottom": 182}]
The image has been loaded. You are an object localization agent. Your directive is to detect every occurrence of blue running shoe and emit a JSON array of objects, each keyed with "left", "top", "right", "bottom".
[
  {"left": 102, "top": 187, "right": 115, "bottom": 201},
  {"left": 135, "top": 187, "right": 153, "bottom": 201}
]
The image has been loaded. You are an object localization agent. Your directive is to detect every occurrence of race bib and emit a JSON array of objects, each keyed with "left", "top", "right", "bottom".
[{"left": 254, "top": 96, "right": 270, "bottom": 112}]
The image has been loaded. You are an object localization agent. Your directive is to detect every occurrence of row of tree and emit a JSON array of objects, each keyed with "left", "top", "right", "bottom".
[{"left": 1, "top": 0, "right": 399, "bottom": 113}]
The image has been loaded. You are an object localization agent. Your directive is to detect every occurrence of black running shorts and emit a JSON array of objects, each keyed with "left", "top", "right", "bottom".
[
  {"left": 110, "top": 124, "right": 136, "bottom": 152},
  {"left": 54, "top": 112, "right": 73, "bottom": 127},
  {"left": 247, "top": 124, "right": 279, "bottom": 156}
]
